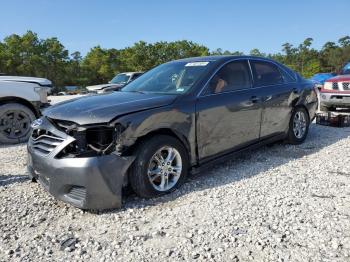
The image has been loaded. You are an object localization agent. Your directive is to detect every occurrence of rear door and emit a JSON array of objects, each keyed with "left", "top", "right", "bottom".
[
  {"left": 249, "top": 60, "right": 298, "bottom": 138},
  {"left": 196, "top": 59, "right": 262, "bottom": 161}
]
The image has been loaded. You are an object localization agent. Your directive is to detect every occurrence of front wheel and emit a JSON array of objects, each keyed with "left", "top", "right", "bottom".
[
  {"left": 287, "top": 107, "right": 310, "bottom": 145},
  {"left": 129, "top": 135, "right": 188, "bottom": 198}
]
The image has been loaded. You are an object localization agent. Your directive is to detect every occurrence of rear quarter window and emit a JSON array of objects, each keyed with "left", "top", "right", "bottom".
[
  {"left": 279, "top": 67, "right": 296, "bottom": 83},
  {"left": 131, "top": 73, "right": 142, "bottom": 80}
]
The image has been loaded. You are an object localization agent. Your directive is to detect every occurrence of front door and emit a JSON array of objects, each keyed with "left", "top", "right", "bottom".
[{"left": 196, "top": 60, "right": 262, "bottom": 161}]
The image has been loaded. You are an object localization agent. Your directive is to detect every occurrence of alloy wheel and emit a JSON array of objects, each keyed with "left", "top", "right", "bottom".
[
  {"left": 293, "top": 111, "right": 307, "bottom": 139},
  {"left": 147, "top": 146, "right": 182, "bottom": 192}
]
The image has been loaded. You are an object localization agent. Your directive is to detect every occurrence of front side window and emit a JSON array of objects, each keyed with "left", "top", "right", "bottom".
[
  {"left": 251, "top": 61, "right": 284, "bottom": 87},
  {"left": 122, "top": 61, "right": 211, "bottom": 94},
  {"left": 207, "top": 60, "right": 252, "bottom": 94}
]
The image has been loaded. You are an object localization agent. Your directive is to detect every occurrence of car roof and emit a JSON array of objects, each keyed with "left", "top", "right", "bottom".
[
  {"left": 118, "top": 72, "right": 143, "bottom": 75},
  {"left": 172, "top": 55, "right": 278, "bottom": 64}
]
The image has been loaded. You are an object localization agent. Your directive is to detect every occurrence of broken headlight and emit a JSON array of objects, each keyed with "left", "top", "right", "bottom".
[
  {"left": 53, "top": 120, "right": 124, "bottom": 158},
  {"left": 86, "top": 126, "right": 115, "bottom": 154}
]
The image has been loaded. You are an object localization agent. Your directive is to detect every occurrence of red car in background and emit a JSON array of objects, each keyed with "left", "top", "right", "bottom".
[{"left": 319, "top": 74, "right": 350, "bottom": 111}]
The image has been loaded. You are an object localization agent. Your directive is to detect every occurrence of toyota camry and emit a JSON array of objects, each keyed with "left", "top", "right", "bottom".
[{"left": 27, "top": 56, "right": 318, "bottom": 210}]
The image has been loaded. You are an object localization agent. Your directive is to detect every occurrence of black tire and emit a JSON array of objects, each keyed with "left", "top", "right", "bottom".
[
  {"left": 0, "top": 103, "right": 36, "bottom": 144},
  {"left": 287, "top": 107, "right": 310, "bottom": 145},
  {"left": 129, "top": 135, "right": 189, "bottom": 198}
]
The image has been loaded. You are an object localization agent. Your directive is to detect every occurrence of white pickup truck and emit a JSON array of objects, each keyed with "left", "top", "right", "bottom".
[
  {"left": 0, "top": 76, "right": 52, "bottom": 144},
  {"left": 86, "top": 72, "right": 143, "bottom": 93}
]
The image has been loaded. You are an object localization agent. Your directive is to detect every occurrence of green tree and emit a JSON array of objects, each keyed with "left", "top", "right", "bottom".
[
  {"left": 41, "top": 37, "right": 69, "bottom": 87},
  {"left": 1, "top": 31, "right": 350, "bottom": 87},
  {"left": 0, "top": 31, "right": 69, "bottom": 88},
  {"left": 338, "top": 36, "right": 350, "bottom": 47},
  {"left": 210, "top": 48, "right": 243, "bottom": 56},
  {"left": 249, "top": 48, "right": 265, "bottom": 57},
  {"left": 81, "top": 46, "right": 121, "bottom": 85}
]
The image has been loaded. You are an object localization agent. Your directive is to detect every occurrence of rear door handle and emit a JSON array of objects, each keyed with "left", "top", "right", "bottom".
[{"left": 264, "top": 95, "right": 272, "bottom": 102}]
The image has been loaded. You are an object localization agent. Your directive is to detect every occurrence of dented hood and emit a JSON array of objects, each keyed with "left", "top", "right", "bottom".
[{"left": 44, "top": 92, "right": 177, "bottom": 125}]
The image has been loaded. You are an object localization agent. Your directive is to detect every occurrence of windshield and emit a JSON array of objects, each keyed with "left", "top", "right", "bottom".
[
  {"left": 110, "top": 73, "right": 131, "bottom": 84},
  {"left": 121, "top": 61, "right": 210, "bottom": 94}
]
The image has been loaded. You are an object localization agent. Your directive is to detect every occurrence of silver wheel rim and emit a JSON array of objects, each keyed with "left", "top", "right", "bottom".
[
  {"left": 0, "top": 110, "right": 31, "bottom": 139},
  {"left": 147, "top": 146, "right": 182, "bottom": 192},
  {"left": 293, "top": 111, "right": 307, "bottom": 139}
]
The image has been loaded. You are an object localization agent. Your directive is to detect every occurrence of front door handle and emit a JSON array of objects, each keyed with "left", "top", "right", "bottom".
[{"left": 250, "top": 96, "right": 260, "bottom": 103}]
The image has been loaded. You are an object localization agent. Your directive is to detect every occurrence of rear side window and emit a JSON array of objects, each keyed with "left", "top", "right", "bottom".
[
  {"left": 251, "top": 61, "right": 284, "bottom": 87},
  {"left": 207, "top": 60, "right": 252, "bottom": 94}
]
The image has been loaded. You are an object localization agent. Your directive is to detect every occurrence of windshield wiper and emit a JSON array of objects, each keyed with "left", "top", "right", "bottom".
[{"left": 123, "top": 90, "right": 146, "bottom": 94}]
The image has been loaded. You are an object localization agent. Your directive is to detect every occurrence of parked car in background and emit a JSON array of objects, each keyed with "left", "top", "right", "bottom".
[
  {"left": 319, "top": 74, "right": 350, "bottom": 111},
  {"left": 0, "top": 76, "right": 52, "bottom": 144},
  {"left": 341, "top": 61, "right": 350, "bottom": 75},
  {"left": 65, "top": 86, "right": 79, "bottom": 95},
  {"left": 86, "top": 72, "right": 143, "bottom": 94},
  {"left": 27, "top": 56, "right": 317, "bottom": 210}
]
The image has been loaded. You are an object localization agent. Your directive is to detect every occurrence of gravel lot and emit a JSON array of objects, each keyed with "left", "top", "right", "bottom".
[{"left": 1, "top": 106, "right": 350, "bottom": 261}]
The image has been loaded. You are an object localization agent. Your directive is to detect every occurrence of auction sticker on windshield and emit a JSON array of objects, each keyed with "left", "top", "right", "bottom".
[{"left": 185, "top": 62, "right": 209, "bottom": 67}]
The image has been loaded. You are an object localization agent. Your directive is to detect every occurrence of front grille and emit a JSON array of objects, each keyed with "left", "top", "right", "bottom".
[
  {"left": 332, "top": 82, "right": 339, "bottom": 90},
  {"left": 31, "top": 129, "right": 64, "bottom": 155},
  {"left": 47, "top": 118, "right": 77, "bottom": 135},
  {"left": 67, "top": 186, "right": 87, "bottom": 201},
  {"left": 343, "top": 82, "right": 350, "bottom": 90}
]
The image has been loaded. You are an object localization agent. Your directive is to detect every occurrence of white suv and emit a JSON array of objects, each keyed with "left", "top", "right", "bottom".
[{"left": 0, "top": 76, "right": 52, "bottom": 144}]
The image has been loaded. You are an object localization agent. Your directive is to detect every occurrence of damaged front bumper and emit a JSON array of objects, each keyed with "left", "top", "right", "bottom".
[{"left": 27, "top": 117, "right": 135, "bottom": 210}]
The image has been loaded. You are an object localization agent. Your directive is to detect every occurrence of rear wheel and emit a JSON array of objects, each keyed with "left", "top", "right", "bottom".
[
  {"left": 129, "top": 135, "right": 188, "bottom": 198},
  {"left": 0, "top": 103, "right": 36, "bottom": 144},
  {"left": 287, "top": 107, "right": 310, "bottom": 145}
]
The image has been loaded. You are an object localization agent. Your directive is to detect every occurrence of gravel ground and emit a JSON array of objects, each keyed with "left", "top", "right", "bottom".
[{"left": 1, "top": 123, "right": 350, "bottom": 262}]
